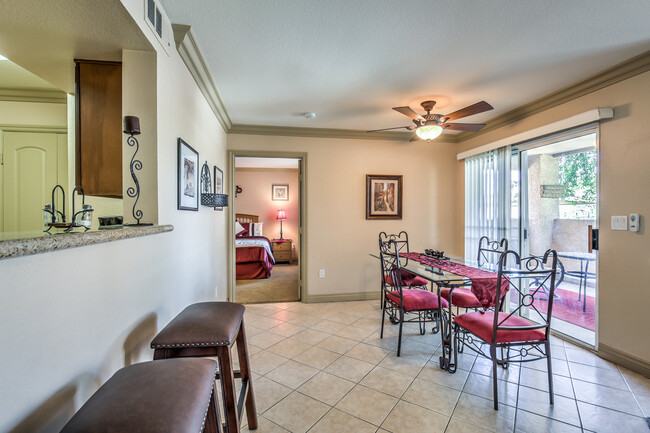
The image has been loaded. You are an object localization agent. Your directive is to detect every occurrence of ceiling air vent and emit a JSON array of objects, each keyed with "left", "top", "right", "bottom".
[
  {"left": 143, "top": 0, "right": 172, "bottom": 55},
  {"left": 155, "top": 8, "right": 162, "bottom": 37},
  {"left": 147, "top": 0, "right": 155, "bottom": 26}
]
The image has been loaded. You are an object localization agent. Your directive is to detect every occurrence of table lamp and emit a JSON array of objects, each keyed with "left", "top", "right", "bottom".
[{"left": 276, "top": 210, "right": 287, "bottom": 240}]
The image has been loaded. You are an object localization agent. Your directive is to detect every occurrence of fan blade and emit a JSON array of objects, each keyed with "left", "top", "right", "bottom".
[
  {"left": 443, "top": 101, "right": 493, "bottom": 122},
  {"left": 392, "top": 106, "right": 425, "bottom": 122},
  {"left": 409, "top": 134, "right": 420, "bottom": 142},
  {"left": 442, "top": 122, "right": 486, "bottom": 132},
  {"left": 367, "top": 126, "right": 414, "bottom": 132}
]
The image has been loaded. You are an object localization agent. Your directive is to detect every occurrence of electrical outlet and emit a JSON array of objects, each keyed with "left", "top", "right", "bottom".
[
  {"left": 611, "top": 216, "right": 627, "bottom": 231},
  {"left": 319, "top": 269, "right": 325, "bottom": 279}
]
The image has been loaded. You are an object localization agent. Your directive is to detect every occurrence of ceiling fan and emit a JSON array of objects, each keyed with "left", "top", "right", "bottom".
[{"left": 368, "top": 100, "right": 494, "bottom": 141}]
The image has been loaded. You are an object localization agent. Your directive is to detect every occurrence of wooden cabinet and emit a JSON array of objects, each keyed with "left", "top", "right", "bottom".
[
  {"left": 75, "top": 60, "right": 122, "bottom": 198},
  {"left": 271, "top": 240, "right": 293, "bottom": 263}
]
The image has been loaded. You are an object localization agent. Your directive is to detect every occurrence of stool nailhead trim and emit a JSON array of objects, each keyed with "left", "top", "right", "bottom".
[{"left": 152, "top": 340, "right": 232, "bottom": 348}]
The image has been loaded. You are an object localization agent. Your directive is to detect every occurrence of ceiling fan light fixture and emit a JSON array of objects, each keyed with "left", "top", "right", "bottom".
[{"left": 415, "top": 124, "right": 443, "bottom": 141}]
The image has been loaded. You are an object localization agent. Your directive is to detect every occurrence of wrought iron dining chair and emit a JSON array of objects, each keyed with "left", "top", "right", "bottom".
[
  {"left": 453, "top": 249, "right": 558, "bottom": 410},
  {"left": 441, "top": 236, "right": 509, "bottom": 315},
  {"left": 378, "top": 231, "right": 429, "bottom": 313},
  {"left": 379, "top": 239, "right": 448, "bottom": 356}
]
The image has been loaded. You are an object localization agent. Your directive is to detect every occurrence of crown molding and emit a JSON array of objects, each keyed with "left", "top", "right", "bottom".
[
  {"left": 172, "top": 24, "right": 232, "bottom": 132},
  {"left": 229, "top": 123, "right": 457, "bottom": 143},
  {"left": 455, "top": 49, "right": 650, "bottom": 142},
  {"left": 0, "top": 88, "right": 67, "bottom": 104}
]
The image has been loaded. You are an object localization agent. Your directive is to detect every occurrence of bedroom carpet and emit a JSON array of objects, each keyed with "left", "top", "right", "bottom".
[{"left": 236, "top": 263, "right": 300, "bottom": 304}]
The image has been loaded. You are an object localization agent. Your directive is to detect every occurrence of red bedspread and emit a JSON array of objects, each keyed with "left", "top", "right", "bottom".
[{"left": 236, "top": 236, "right": 274, "bottom": 279}]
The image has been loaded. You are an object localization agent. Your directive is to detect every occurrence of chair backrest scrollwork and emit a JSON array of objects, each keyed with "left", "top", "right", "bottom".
[
  {"left": 477, "top": 236, "right": 509, "bottom": 266},
  {"left": 378, "top": 232, "right": 409, "bottom": 296},
  {"left": 492, "top": 249, "right": 558, "bottom": 342}
]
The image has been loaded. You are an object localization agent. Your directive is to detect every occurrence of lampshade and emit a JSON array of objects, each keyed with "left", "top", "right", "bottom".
[
  {"left": 123, "top": 116, "right": 141, "bottom": 135},
  {"left": 415, "top": 124, "right": 443, "bottom": 141},
  {"left": 276, "top": 210, "right": 287, "bottom": 220}
]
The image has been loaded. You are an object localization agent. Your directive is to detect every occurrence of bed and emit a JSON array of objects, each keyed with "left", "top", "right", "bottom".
[{"left": 235, "top": 213, "right": 275, "bottom": 279}]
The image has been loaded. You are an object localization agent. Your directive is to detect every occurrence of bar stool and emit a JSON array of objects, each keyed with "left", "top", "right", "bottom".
[
  {"left": 151, "top": 302, "right": 258, "bottom": 432},
  {"left": 60, "top": 358, "right": 221, "bottom": 433}
]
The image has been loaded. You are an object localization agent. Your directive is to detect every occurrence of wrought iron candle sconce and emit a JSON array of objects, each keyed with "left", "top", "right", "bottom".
[
  {"left": 43, "top": 185, "right": 94, "bottom": 233},
  {"left": 200, "top": 161, "right": 229, "bottom": 208},
  {"left": 123, "top": 116, "right": 152, "bottom": 226}
]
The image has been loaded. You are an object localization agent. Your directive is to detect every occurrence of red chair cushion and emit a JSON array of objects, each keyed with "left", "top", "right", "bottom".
[
  {"left": 441, "top": 288, "right": 482, "bottom": 308},
  {"left": 454, "top": 311, "right": 546, "bottom": 343},
  {"left": 384, "top": 270, "right": 428, "bottom": 288},
  {"left": 386, "top": 289, "right": 448, "bottom": 311}
]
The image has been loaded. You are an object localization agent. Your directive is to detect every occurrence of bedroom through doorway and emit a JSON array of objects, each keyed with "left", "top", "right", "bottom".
[{"left": 233, "top": 156, "right": 302, "bottom": 304}]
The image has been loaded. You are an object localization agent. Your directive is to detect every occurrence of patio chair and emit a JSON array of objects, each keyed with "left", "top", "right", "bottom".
[
  {"left": 379, "top": 238, "right": 447, "bottom": 356},
  {"left": 453, "top": 249, "right": 558, "bottom": 410}
]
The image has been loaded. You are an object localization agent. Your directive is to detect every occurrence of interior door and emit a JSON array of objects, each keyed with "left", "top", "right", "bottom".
[{"left": 2, "top": 131, "right": 67, "bottom": 234}]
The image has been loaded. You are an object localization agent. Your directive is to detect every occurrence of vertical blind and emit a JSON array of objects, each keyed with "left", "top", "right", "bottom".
[{"left": 465, "top": 146, "right": 511, "bottom": 262}]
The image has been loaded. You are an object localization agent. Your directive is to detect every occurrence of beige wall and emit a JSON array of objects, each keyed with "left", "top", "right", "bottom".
[
  {"left": 0, "top": 100, "right": 67, "bottom": 127},
  {"left": 235, "top": 167, "right": 300, "bottom": 256},
  {"left": 457, "top": 70, "right": 650, "bottom": 363},
  {"left": 0, "top": 2, "right": 228, "bottom": 432},
  {"left": 228, "top": 135, "right": 460, "bottom": 301}
]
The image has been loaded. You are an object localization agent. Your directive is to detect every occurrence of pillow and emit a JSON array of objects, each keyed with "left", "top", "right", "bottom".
[
  {"left": 252, "top": 222, "right": 264, "bottom": 237},
  {"left": 238, "top": 222, "right": 251, "bottom": 237},
  {"left": 235, "top": 221, "right": 247, "bottom": 237}
]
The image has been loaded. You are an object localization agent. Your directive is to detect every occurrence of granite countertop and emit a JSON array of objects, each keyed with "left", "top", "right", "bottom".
[{"left": 0, "top": 225, "right": 174, "bottom": 260}]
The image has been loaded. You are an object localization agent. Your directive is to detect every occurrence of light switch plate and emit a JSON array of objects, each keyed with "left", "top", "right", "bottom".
[{"left": 611, "top": 216, "right": 628, "bottom": 230}]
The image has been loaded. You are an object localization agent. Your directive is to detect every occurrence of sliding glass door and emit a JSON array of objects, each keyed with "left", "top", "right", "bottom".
[
  {"left": 465, "top": 126, "right": 599, "bottom": 347},
  {"left": 516, "top": 128, "right": 598, "bottom": 346}
]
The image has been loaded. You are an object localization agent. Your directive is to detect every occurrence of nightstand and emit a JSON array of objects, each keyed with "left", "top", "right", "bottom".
[{"left": 271, "top": 240, "right": 293, "bottom": 263}]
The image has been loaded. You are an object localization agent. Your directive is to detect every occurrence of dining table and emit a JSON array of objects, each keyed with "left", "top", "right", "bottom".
[{"left": 371, "top": 251, "right": 504, "bottom": 374}]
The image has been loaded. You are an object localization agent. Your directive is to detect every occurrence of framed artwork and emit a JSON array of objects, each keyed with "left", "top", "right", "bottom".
[
  {"left": 366, "top": 174, "right": 402, "bottom": 220},
  {"left": 213, "top": 165, "right": 224, "bottom": 211},
  {"left": 272, "top": 184, "right": 289, "bottom": 201},
  {"left": 177, "top": 138, "right": 199, "bottom": 211}
]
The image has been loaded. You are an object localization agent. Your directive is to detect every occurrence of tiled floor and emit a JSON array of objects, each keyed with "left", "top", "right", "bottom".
[{"left": 232, "top": 300, "right": 649, "bottom": 433}]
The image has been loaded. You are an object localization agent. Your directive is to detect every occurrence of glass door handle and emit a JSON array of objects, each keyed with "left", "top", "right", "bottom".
[{"left": 588, "top": 225, "right": 599, "bottom": 252}]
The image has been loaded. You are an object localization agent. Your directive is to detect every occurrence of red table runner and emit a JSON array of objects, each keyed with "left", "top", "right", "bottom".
[{"left": 400, "top": 252, "right": 508, "bottom": 310}]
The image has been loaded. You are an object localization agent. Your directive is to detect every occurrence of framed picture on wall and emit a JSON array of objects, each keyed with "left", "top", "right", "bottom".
[
  {"left": 272, "top": 184, "right": 289, "bottom": 201},
  {"left": 213, "top": 165, "right": 224, "bottom": 211},
  {"left": 177, "top": 138, "right": 199, "bottom": 211},
  {"left": 366, "top": 174, "right": 402, "bottom": 220}
]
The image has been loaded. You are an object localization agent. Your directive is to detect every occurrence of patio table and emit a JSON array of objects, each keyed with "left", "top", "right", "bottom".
[{"left": 557, "top": 252, "right": 596, "bottom": 312}]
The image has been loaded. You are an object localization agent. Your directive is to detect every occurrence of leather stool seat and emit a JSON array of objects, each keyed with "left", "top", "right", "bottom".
[
  {"left": 151, "top": 302, "right": 246, "bottom": 348},
  {"left": 60, "top": 358, "right": 219, "bottom": 433},
  {"left": 151, "top": 301, "right": 257, "bottom": 432}
]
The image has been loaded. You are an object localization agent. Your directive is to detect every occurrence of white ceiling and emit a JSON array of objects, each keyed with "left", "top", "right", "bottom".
[
  {"left": 0, "top": 0, "right": 152, "bottom": 94},
  {"left": 0, "top": 59, "right": 61, "bottom": 90},
  {"left": 159, "top": 0, "right": 650, "bottom": 133}
]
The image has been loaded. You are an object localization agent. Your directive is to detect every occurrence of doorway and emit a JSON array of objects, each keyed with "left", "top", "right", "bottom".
[
  {"left": 230, "top": 154, "right": 306, "bottom": 304},
  {"left": 515, "top": 128, "right": 598, "bottom": 346}
]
